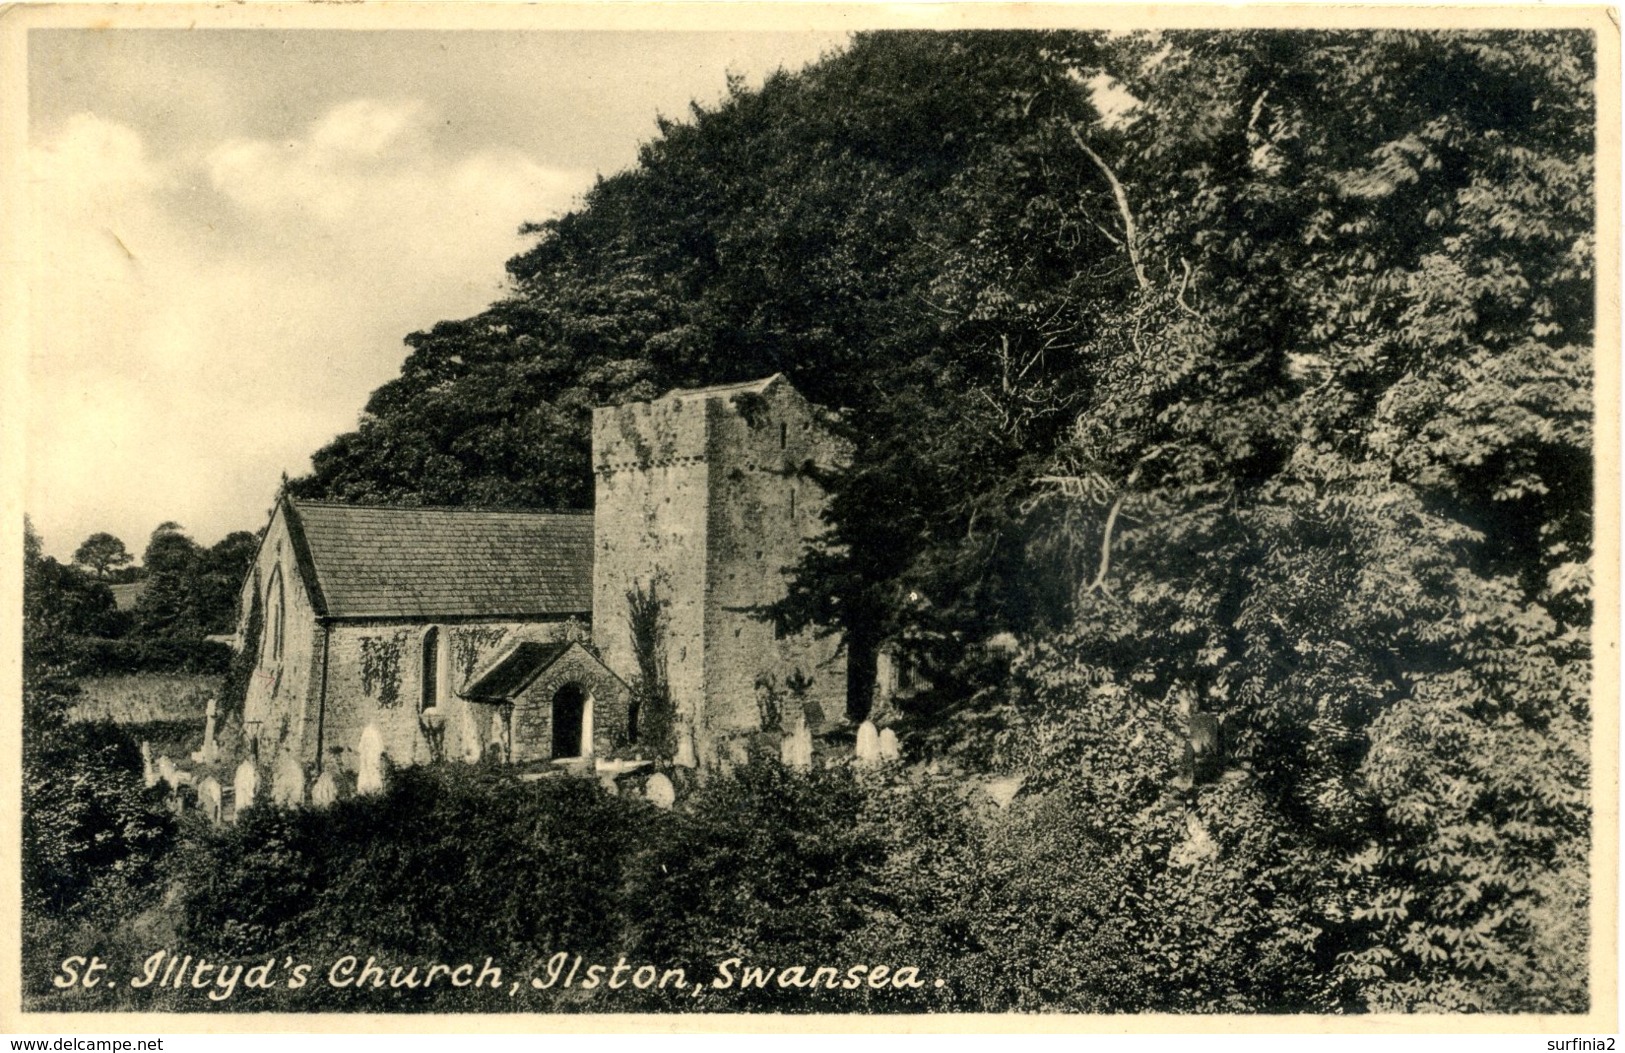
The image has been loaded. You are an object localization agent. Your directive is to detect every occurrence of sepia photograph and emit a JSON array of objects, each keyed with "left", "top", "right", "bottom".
[{"left": 3, "top": 2, "right": 1617, "bottom": 1032}]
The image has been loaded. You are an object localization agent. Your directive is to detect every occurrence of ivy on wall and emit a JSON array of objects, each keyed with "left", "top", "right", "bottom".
[
  {"left": 359, "top": 632, "right": 408, "bottom": 709},
  {"left": 453, "top": 627, "right": 509, "bottom": 680}
]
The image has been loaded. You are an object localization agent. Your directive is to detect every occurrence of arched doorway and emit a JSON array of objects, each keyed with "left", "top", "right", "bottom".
[{"left": 551, "top": 682, "right": 591, "bottom": 759}]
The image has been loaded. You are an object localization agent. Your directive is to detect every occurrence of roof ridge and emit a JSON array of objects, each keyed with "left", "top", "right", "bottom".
[{"left": 289, "top": 499, "right": 592, "bottom": 517}]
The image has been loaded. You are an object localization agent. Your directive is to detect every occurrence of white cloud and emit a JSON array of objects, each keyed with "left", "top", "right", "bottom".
[{"left": 27, "top": 102, "right": 595, "bottom": 559}]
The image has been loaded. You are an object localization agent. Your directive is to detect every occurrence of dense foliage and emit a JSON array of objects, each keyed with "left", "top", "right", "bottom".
[
  {"left": 23, "top": 30, "right": 1595, "bottom": 1015},
  {"left": 24, "top": 519, "right": 251, "bottom": 675},
  {"left": 133, "top": 522, "right": 259, "bottom": 643}
]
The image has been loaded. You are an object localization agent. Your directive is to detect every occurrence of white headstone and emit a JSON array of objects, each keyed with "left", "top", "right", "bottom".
[
  {"left": 780, "top": 723, "right": 813, "bottom": 772},
  {"left": 141, "top": 742, "right": 158, "bottom": 789},
  {"left": 674, "top": 722, "right": 697, "bottom": 768},
  {"left": 191, "top": 697, "right": 220, "bottom": 765},
  {"left": 357, "top": 725, "right": 385, "bottom": 795},
  {"left": 878, "top": 727, "right": 901, "bottom": 763},
  {"left": 158, "top": 756, "right": 193, "bottom": 788},
  {"left": 272, "top": 755, "right": 306, "bottom": 807},
  {"left": 645, "top": 772, "right": 676, "bottom": 809},
  {"left": 233, "top": 761, "right": 258, "bottom": 818},
  {"left": 487, "top": 706, "right": 511, "bottom": 764},
  {"left": 855, "top": 721, "right": 881, "bottom": 767},
  {"left": 311, "top": 771, "right": 339, "bottom": 807},
  {"left": 197, "top": 776, "right": 223, "bottom": 823}
]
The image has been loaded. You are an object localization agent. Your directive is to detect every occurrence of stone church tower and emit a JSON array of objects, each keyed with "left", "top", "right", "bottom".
[{"left": 591, "top": 374, "right": 848, "bottom": 766}]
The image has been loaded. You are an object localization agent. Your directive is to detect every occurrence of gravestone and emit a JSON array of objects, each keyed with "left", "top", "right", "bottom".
[
  {"left": 780, "top": 723, "right": 813, "bottom": 772},
  {"left": 272, "top": 755, "right": 306, "bottom": 807},
  {"left": 157, "top": 755, "right": 192, "bottom": 788},
  {"left": 461, "top": 703, "right": 482, "bottom": 762},
  {"left": 490, "top": 707, "right": 511, "bottom": 764},
  {"left": 191, "top": 697, "right": 220, "bottom": 765},
  {"left": 197, "top": 776, "right": 223, "bottom": 824},
  {"left": 357, "top": 725, "right": 385, "bottom": 795},
  {"left": 674, "top": 723, "right": 697, "bottom": 768},
  {"left": 878, "top": 727, "right": 901, "bottom": 763},
  {"left": 645, "top": 772, "right": 675, "bottom": 809},
  {"left": 854, "top": 721, "right": 881, "bottom": 767},
  {"left": 233, "top": 760, "right": 259, "bottom": 819},
  {"left": 311, "top": 771, "right": 339, "bottom": 807}
]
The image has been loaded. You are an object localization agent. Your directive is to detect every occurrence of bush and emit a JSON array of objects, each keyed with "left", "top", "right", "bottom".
[
  {"left": 159, "top": 764, "right": 655, "bottom": 1012},
  {"left": 623, "top": 758, "right": 889, "bottom": 1012},
  {"left": 21, "top": 674, "right": 176, "bottom": 927}
]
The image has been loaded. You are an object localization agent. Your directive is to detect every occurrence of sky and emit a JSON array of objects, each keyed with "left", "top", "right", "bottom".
[{"left": 24, "top": 29, "right": 850, "bottom": 562}]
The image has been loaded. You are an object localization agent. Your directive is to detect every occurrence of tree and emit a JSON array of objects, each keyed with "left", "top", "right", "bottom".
[
  {"left": 24, "top": 519, "right": 121, "bottom": 663},
  {"left": 71, "top": 532, "right": 132, "bottom": 580},
  {"left": 1007, "top": 29, "right": 1593, "bottom": 1010}
]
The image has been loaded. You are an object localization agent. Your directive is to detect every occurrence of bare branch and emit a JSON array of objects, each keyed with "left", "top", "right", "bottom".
[
  {"left": 1176, "top": 257, "right": 1200, "bottom": 319},
  {"left": 1068, "top": 122, "right": 1148, "bottom": 292},
  {"left": 1247, "top": 89, "right": 1271, "bottom": 133},
  {"left": 1086, "top": 216, "right": 1124, "bottom": 247},
  {"left": 1084, "top": 492, "right": 1127, "bottom": 596}
]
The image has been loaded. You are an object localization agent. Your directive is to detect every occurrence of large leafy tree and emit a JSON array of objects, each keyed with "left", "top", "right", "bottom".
[
  {"left": 132, "top": 524, "right": 258, "bottom": 640},
  {"left": 71, "top": 532, "right": 133, "bottom": 580},
  {"left": 22, "top": 518, "right": 122, "bottom": 659},
  {"left": 1008, "top": 29, "right": 1594, "bottom": 1011}
]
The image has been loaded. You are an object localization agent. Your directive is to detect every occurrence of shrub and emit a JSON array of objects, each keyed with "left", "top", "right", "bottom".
[
  {"left": 623, "top": 758, "right": 888, "bottom": 1013},
  {"left": 21, "top": 675, "right": 176, "bottom": 926},
  {"left": 163, "top": 764, "right": 655, "bottom": 1012},
  {"left": 49, "top": 636, "right": 233, "bottom": 678}
]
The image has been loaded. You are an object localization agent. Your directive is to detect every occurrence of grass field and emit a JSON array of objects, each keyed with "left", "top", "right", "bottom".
[{"left": 71, "top": 672, "right": 217, "bottom": 725}]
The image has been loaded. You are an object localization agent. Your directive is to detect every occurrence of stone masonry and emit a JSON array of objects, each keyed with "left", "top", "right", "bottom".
[{"left": 592, "top": 375, "right": 848, "bottom": 766}]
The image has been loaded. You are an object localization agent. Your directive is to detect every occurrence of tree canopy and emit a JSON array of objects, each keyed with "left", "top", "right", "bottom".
[{"left": 72, "top": 532, "right": 133, "bottom": 580}]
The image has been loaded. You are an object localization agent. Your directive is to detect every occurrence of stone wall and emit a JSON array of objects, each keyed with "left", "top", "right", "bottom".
[
  {"left": 240, "top": 509, "right": 323, "bottom": 769},
  {"left": 701, "top": 384, "right": 847, "bottom": 741},
  {"left": 592, "top": 394, "right": 712, "bottom": 736},
  {"left": 316, "top": 617, "right": 590, "bottom": 778},
  {"left": 592, "top": 377, "right": 848, "bottom": 768},
  {"left": 506, "top": 645, "right": 633, "bottom": 764}
]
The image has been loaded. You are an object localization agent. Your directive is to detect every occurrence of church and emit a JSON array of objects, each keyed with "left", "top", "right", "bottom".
[{"left": 234, "top": 374, "right": 850, "bottom": 792}]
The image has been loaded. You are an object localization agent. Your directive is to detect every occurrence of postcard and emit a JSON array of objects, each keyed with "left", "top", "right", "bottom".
[{"left": 2, "top": 1, "right": 1617, "bottom": 1038}]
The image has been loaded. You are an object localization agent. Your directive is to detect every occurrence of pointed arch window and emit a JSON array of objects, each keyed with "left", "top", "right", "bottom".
[
  {"left": 421, "top": 627, "right": 441, "bottom": 712},
  {"left": 265, "top": 567, "right": 286, "bottom": 663}
]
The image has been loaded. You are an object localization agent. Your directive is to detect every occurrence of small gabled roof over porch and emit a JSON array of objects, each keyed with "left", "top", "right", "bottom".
[{"left": 461, "top": 640, "right": 626, "bottom": 703}]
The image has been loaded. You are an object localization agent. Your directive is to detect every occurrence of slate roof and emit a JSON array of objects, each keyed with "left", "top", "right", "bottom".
[
  {"left": 660, "top": 374, "right": 784, "bottom": 401},
  {"left": 284, "top": 501, "right": 593, "bottom": 619},
  {"left": 462, "top": 641, "right": 575, "bottom": 701}
]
